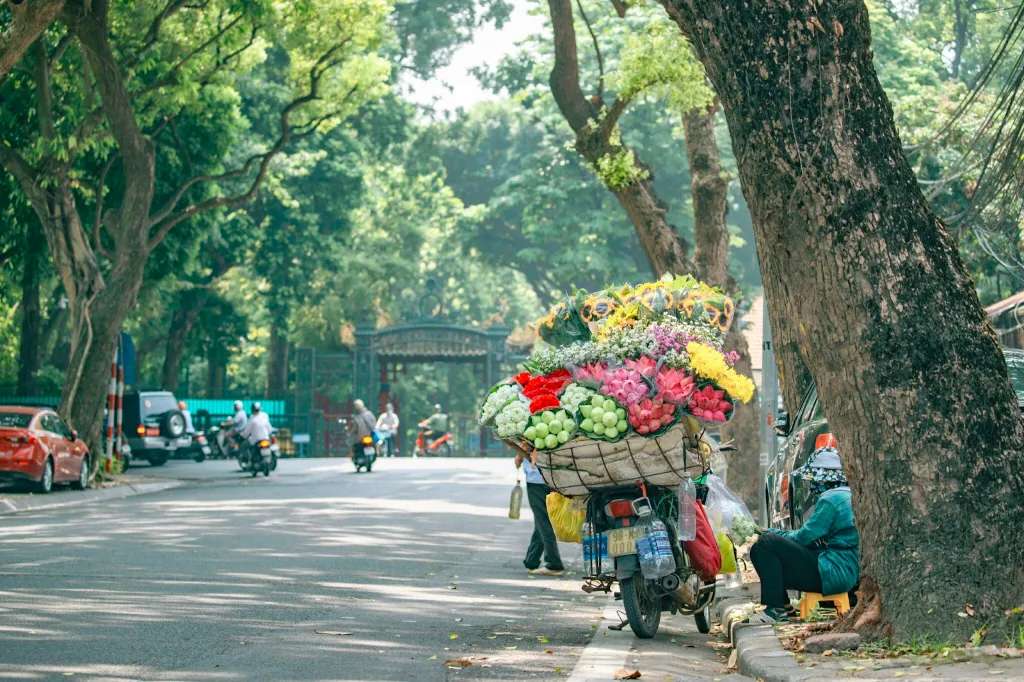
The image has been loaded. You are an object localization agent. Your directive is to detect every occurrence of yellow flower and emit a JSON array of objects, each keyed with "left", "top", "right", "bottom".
[
  {"left": 686, "top": 342, "right": 755, "bottom": 404},
  {"left": 595, "top": 302, "right": 642, "bottom": 340}
]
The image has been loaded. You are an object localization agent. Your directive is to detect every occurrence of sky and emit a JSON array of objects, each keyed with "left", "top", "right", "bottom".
[{"left": 401, "top": 1, "right": 544, "bottom": 115}]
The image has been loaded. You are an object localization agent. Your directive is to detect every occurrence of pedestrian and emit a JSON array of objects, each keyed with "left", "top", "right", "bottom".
[
  {"left": 375, "top": 403, "right": 400, "bottom": 457},
  {"left": 749, "top": 444, "right": 860, "bottom": 621},
  {"left": 514, "top": 448, "right": 564, "bottom": 576}
]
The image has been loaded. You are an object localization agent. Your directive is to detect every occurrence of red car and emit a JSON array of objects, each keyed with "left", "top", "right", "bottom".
[{"left": 0, "top": 406, "right": 90, "bottom": 493}]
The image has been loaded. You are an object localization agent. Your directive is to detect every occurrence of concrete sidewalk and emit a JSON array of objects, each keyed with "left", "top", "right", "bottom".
[{"left": 0, "top": 476, "right": 183, "bottom": 516}]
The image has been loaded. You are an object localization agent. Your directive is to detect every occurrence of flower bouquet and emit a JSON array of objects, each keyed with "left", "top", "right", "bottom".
[{"left": 478, "top": 275, "right": 755, "bottom": 495}]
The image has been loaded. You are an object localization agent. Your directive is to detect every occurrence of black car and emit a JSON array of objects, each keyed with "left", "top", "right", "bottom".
[
  {"left": 123, "top": 391, "right": 190, "bottom": 467},
  {"left": 765, "top": 348, "right": 1024, "bottom": 529}
]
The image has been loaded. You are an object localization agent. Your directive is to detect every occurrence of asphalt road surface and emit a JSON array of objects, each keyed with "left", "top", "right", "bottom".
[{"left": 0, "top": 458, "right": 742, "bottom": 681}]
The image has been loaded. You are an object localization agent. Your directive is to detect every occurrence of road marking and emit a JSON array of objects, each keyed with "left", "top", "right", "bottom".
[{"left": 566, "top": 601, "right": 635, "bottom": 682}]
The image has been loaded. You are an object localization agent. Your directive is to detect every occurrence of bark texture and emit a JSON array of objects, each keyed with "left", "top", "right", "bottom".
[
  {"left": 546, "top": 0, "right": 689, "bottom": 276},
  {"left": 0, "top": 0, "right": 64, "bottom": 81},
  {"left": 16, "top": 222, "right": 45, "bottom": 395},
  {"left": 161, "top": 289, "right": 210, "bottom": 391},
  {"left": 682, "top": 101, "right": 760, "bottom": 507},
  {"left": 267, "top": 324, "right": 289, "bottom": 398},
  {"left": 660, "top": 0, "right": 1024, "bottom": 640}
]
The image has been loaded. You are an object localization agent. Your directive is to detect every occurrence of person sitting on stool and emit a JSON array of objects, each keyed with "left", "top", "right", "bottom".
[{"left": 750, "top": 443, "right": 859, "bottom": 621}]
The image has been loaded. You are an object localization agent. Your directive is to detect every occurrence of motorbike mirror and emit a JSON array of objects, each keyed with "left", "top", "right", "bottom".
[{"left": 774, "top": 410, "right": 791, "bottom": 437}]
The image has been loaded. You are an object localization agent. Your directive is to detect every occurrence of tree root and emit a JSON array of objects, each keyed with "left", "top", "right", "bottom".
[{"left": 835, "top": 576, "right": 891, "bottom": 639}]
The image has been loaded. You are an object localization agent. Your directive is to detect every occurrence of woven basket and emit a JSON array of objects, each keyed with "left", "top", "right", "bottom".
[{"left": 507, "top": 420, "right": 713, "bottom": 497}]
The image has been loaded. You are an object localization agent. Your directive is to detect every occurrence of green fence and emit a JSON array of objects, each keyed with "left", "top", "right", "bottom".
[{"left": 0, "top": 396, "right": 286, "bottom": 417}]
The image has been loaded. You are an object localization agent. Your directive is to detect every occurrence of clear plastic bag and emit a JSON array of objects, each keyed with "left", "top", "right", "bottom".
[{"left": 703, "top": 474, "right": 755, "bottom": 544}]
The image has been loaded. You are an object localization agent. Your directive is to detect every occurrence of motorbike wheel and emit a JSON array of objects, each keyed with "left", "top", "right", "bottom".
[
  {"left": 271, "top": 454, "right": 278, "bottom": 471},
  {"left": 621, "top": 576, "right": 661, "bottom": 639},
  {"left": 366, "top": 460, "right": 373, "bottom": 472},
  {"left": 694, "top": 603, "right": 711, "bottom": 634},
  {"left": 442, "top": 442, "right": 452, "bottom": 457},
  {"left": 263, "top": 462, "right": 270, "bottom": 476}
]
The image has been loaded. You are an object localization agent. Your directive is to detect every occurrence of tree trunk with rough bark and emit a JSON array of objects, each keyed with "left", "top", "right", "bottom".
[
  {"left": 545, "top": 0, "right": 689, "bottom": 276},
  {"left": 267, "top": 324, "right": 289, "bottom": 398},
  {"left": 682, "top": 101, "right": 761, "bottom": 507},
  {"left": 660, "top": 0, "right": 1024, "bottom": 641},
  {"left": 16, "top": 222, "right": 45, "bottom": 395},
  {"left": 0, "top": 0, "right": 64, "bottom": 82},
  {"left": 161, "top": 289, "right": 210, "bottom": 391}
]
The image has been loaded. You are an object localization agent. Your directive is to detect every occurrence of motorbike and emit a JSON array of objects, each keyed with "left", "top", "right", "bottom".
[
  {"left": 180, "top": 432, "right": 212, "bottom": 462},
  {"left": 353, "top": 434, "right": 378, "bottom": 472},
  {"left": 210, "top": 421, "right": 243, "bottom": 460},
  {"left": 580, "top": 483, "right": 716, "bottom": 639},
  {"left": 413, "top": 422, "right": 453, "bottom": 457},
  {"left": 238, "top": 436, "right": 279, "bottom": 477}
]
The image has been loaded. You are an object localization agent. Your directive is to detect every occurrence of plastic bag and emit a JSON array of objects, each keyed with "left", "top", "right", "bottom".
[
  {"left": 703, "top": 474, "right": 755, "bottom": 543},
  {"left": 546, "top": 491, "right": 586, "bottom": 543},
  {"left": 682, "top": 501, "right": 722, "bottom": 581},
  {"left": 717, "top": 531, "right": 737, "bottom": 574},
  {"left": 509, "top": 480, "right": 523, "bottom": 520}
]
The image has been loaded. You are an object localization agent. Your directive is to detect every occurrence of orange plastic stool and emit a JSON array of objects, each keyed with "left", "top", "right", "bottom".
[{"left": 799, "top": 592, "right": 851, "bottom": 620}]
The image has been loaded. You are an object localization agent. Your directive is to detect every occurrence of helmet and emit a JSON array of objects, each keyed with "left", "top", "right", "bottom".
[
  {"left": 251, "top": 402, "right": 262, "bottom": 413},
  {"left": 353, "top": 399, "right": 365, "bottom": 411},
  {"left": 434, "top": 403, "right": 442, "bottom": 412},
  {"left": 233, "top": 401, "right": 243, "bottom": 411}
]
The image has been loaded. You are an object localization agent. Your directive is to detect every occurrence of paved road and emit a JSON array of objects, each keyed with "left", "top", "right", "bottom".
[{"left": 0, "top": 458, "right": 742, "bottom": 681}]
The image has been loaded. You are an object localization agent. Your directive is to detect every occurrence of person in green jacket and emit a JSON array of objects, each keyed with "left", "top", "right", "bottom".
[{"left": 750, "top": 445, "right": 860, "bottom": 621}]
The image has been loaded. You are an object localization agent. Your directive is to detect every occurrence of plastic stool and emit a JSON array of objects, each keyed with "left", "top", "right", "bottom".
[{"left": 799, "top": 592, "right": 851, "bottom": 620}]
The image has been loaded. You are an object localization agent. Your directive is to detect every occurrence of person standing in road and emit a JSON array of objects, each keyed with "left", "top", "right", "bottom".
[
  {"left": 514, "top": 450, "right": 564, "bottom": 576},
  {"left": 376, "top": 403, "right": 400, "bottom": 457}
]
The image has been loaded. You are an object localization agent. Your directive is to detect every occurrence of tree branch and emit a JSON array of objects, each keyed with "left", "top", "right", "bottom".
[
  {"left": 146, "top": 42, "right": 355, "bottom": 249},
  {"left": 546, "top": 0, "right": 597, "bottom": 132},
  {"left": 72, "top": 2, "right": 156, "bottom": 241},
  {"left": 137, "top": 12, "right": 245, "bottom": 96},
  {"left": 574, "top": 0, "right": 605, "bottom": 98},
  {"left": 0, "top": 0, "right": 65, "bottom": 84},
  {"left": 91, "top": 154, "right": 116, "bottom": 260}
]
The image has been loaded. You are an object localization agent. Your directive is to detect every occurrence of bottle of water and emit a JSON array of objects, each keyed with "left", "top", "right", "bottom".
[
  {"left": 635, "top": 534, "right": 658, "bottom": 578},
  {"left": 678, "top": 478, "right": 697, "bottom": 541},
  {"left": 648, "top": 518, "right": 677, "bottom": 577},
  {"left": 582, "top": 521, "right": 596, "bottom": 562}
]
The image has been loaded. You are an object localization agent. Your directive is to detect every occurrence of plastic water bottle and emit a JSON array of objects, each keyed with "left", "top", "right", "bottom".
[
  {"left": 636, "top": 534, "right": 658, "bottom": 578},
  {"left": 582, "top": 522, "right": 609, "bottom": 563},
  {"left": 508, "top": 481, "right": 522, "bottom": 520},
  {"left": 678, "top": 479, "right": 697, "bottom": 542},
  {"left": 648, "top": 519, "right": 677, "bottom": 577}
]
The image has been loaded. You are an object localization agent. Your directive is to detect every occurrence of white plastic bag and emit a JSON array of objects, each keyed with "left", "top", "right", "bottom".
[{"left": 704, "top": 474, "right": 755, "bottom": 544}]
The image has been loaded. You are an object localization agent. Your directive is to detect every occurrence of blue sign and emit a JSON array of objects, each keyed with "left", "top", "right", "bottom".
[{"left": 119, "top": 332, "right": 137, "bottom": 386}]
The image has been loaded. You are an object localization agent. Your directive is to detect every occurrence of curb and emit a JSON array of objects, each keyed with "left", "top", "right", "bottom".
[
  {"left": 0, "top": 480, "right": 183, "bottom": 516},
  {"left": 732, "top": 623, "right": 807, "bottom": 681}
]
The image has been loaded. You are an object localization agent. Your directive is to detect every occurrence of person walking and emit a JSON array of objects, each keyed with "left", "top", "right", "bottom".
[
  {"left": 376, "top": 403, "right": 400, "bottom": 457},
  {"left": 514, "top": 450, "right": 564, "bottom": 576}
]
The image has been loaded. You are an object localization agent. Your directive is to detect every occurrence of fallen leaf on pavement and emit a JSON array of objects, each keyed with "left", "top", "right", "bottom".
[
  {"left": 314, "top": 630, "right": 352, "bottom": 636},
  {"left": 445, "top": 658, "right": 473, "bottom": 669},
  {"left": 449, "top": 632, "right": 459, "bottom": 640},
  {"left": 727, "top": 649, "right": 738, "bottom": 670},
  {"left": 614, "top": 669, "right": 641, "bottom": 680},
  {"left": 537, "top": 635, "right": 550, "bottom": 644},
  {"left": 545, "top": 649, "right": 554, "bottom": 655},
  {"left": 965, "top": 604, "right": 976, "bottom": 617}
]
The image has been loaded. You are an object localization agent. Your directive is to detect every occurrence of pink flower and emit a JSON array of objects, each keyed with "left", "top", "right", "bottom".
[
  {"left": 602, "top": 368, "right": 649, "bottom": 406},
  {"left": 573, "top": 362, "right": 608, "bottom": 387},
  {"left": 689, "top": 385, "right": 734, "bottom": 422},
  {"left": 625, "top": 356, "right": 658, "bottom": 378},
  {"left": 655, "top": 368, "right": 696, "bottom": 405}
]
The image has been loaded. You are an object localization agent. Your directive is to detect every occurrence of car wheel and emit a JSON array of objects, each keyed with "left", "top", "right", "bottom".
[
  {"left": 73, "top": 457, "right": 89, "bottom": 490},
  {"left": 148, "top": 455, "right": 168, "bottom": 467},
  {"left": 37, "top": 458, "right": 54, "bottom": 494}
]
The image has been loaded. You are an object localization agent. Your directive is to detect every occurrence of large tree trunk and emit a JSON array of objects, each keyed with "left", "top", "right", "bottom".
[
  {"left": 545, "top": 0, "right": 689, "bottom": 276},
  {"left": 682, "top": 101, "right": 761, "bottom": 507},
  {"left": 660, "top": 0, "right": 1024, "bottom": 641},
  {"left": 267, "top": 323, "right": 289, "bottom": 398},
  {"left": 16, "top": 222, "right": 45, "bottom": 395},
  {"left": 161, "top": 289, "right": 210, "bottom": 391}
]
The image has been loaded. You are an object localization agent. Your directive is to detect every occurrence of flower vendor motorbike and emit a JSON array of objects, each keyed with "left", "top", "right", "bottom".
[
  {"left": 581, "top": 483, "right": 716, "bottom": 638},
  {"left": 353, "top": 434, "right": 378, "bottom": 473},
  {"left": 239, "top": 437, "right": 278, "bottom": 477},
  {"left": 413, "top": 423, "right": 453, "bottom": 457}
]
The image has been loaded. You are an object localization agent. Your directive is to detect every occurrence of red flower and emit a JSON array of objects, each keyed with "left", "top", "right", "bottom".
[
  {"left": 515, "top": 372, "right": 532, "bottom": 387},
  {"left": 529, "top": 394, "right": 561, "bottom": 414}
]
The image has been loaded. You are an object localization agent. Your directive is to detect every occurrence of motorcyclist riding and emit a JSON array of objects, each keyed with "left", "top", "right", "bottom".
[
  {"left": 240, "top": 402, "right": 272, "bottom": 464},
  {"left": 424, "top": 404, "right": 448, "bottom": 439},
  {"left": 375, "top": 403, "right": 399, "bottom": 457},
  {"left": 351, "top": 399, "right": 377, "bottom": 459}
]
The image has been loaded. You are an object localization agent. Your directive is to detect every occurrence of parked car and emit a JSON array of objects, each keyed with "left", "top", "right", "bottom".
[
  {"left": 0, "top": 406, "right": 90, "bottom": 493},
  {"left": 765, "top": 348, "right": 1024, "bottom": 529},
  {"left": 123, "top": 391, "right": 190, "bottom": 467}
]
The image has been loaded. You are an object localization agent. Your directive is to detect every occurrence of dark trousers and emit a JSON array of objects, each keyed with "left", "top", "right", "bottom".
[
  {"left": 524, "top": 483, "right": 564, "bottom": 570},
  {"left": 382, "top": 435, "right": 396, "bottom": 456},
  {"left": 750, "top": 532, "right": 823, "bottom": 608}
]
